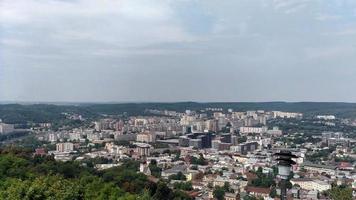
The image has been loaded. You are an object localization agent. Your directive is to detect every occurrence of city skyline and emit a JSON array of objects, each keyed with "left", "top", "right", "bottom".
[
  {"left": 0, "top": 1, "right": 355, "bottom": 199},
  {"left": 1, "top": 0, "right": 356, "bottom": 102}
]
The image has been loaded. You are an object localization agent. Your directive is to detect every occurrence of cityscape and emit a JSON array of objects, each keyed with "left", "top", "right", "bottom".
[
  {"left": 1, "top": 0, "right": 356, "bottom": 200},
  {"left": 0, "top": 103, "right": 355, "bottom": 199}
]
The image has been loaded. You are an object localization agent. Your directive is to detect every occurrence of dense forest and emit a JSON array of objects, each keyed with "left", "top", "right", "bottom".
[
  {"left": 0, "top": 147, "right": 192, "bottom": 200},
  {"left": 2, "top": 102, "right": 356, "bottom": 124}
]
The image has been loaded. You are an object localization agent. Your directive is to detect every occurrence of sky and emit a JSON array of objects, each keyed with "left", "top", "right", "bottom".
[{"left": 1, "top": 0, "right": 356, "bottom": 102}]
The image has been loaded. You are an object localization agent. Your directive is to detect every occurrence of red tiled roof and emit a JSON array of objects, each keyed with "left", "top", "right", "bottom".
[
  {"left": 186, "top": 191, "right": 200, "bottom": 197},
  {"left": 338, "top": 162, "right": 352, "bottom": 168},
  {"left": 245, "top": 186, "right": 271, "bottom": 194},
  {"left": 245, "top": 172, "right": 258, "bottom": 181}
]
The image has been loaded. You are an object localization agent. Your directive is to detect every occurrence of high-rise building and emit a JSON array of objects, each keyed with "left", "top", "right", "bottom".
[
  {"left": 189, "top": 139, "right": 202, "bottom": 149},
  {"left": 232, "top": 141, "right": 258, "bottom": 155},
  {"left": 56, "top": 142, "right": 74, "bottom": 152},
  {"left": 197, "top": 132, "right": 213, "bottom": 148},
  {"left": 135, "top": 143, "right": 151, "bottom": 157},
  {"left": 179, "top": 136, "right": 190, "bottom": 147},
  {"left": 0, "top": 122, "right": 14, "bottom": 134},
  {"left": 212, "top": 139, "right": 221, "bottom": 150},
  {"left": 220, "top": 133, "right": 232, "bottom": 143}
]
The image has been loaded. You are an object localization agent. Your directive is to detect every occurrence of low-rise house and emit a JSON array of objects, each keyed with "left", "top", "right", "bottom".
[
  {"left": 213, "top": 176, "right": 227, "bottom": 187},
  {"left": 245, "top": 186, "right": 271, "bottom": 198},
  {"left": 290, "top": 178, "right": 331, "bottom": 192},
  {"left": 161, "top": 164, "right": 188, "bottom": 178},
  {"left": 224, "top": 192, "right": 238, "bottom": 200},
  {"left": 302, "top": 163, "right": 337, "bottom": 176}
]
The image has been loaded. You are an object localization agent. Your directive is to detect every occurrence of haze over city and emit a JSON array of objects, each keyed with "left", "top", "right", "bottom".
[
  {"left": 2, "top": 1, "right": 356, "bottom": 200},
  {"left": 1, "top": 0, "right": 356, "bottom": 102}
]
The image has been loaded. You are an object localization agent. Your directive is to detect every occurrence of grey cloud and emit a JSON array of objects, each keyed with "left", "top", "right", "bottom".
[{"left": 1, "top": 0, "right": 356, "bottom": 102}]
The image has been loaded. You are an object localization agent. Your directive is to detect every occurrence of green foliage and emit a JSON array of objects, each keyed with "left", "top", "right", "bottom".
[
  {"left": 328, "top": 185, "right": 353, "bottom": 200},
  {"left": 173, "top": 182, "right": 193, "bottom": 191},
  {"left": 238, "top": 136, "right": 247, "bottom": 143},
  {"left": 0, "top": 154, "right": 30, "bottom": 179},
  {"left": 0, "top": 104, "right": 96, "bottom": 124},
  {"left": 250, "top": 169, "right": 276, "bottom": 188},
  {"left": 190, "top": 154, "right": 208, "bottom": 166},
  {"left": 137, "top": 190, "right": 153, "bottom": 200},
  {"left": 83, "top": 157, "right": 112, "bottom": 168},
  {"left": 213, "top": 186, "right": 225, "bottom": 200},
  {"left": 172, "top": 151, "right": 181, "bottom": 162},
  {"left": 169, "top": 172, "right": 186, "bottom": 181},
  {"left": 0, "top": 148, "right": 164, "bottom": 200},
  {"left": 223, "top": 182, "right": 234, "bottom": 193},
  {"left": 243, "top": 195, "right": 262, "bottom": 200},
  {"left": 101, "top": 165, "right": 148, "bottom": 194},
  {"left": 334, "top": 156, "right": 355, "bottom": 163},
  {"left": 80, "top": 175, "right": 126, "bottom": 200},
  {"left": 0, "top": 176, "right": 83, "bottom": 200},
  {"left": 0, "top": 131, "right": 30, "bottom": 142},
  {"left": 269, "top": 188, "right": 277, "bottom": 198},
  {"left": 149, "top": 159, "right": 162, "bottom": 178},
  {"left": 10, "top": 135, "right": 46, "bottom": 150},
  {"left": 306, "top": 148, "right": 334, "bottom": 162},
  {"left": 172, "top": 190, "right": 193, "bottom": 200},
  {"left": 152, "top": 181, "right": 174, "bottom": 200}
]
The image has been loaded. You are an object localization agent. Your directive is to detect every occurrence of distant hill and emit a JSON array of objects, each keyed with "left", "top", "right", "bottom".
[
  {"left": 1, "top": 102, "right": 356, "bottom": 123},
  {"left": 83, "top": 102, "right": 356, "bottom": 118}
]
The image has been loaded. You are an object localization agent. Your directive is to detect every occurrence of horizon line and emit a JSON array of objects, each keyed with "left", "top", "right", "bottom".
[{"left": 1, "top": 100, "right": 356, "bottom": 105}]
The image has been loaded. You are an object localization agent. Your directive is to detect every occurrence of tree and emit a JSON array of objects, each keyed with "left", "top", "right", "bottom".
[
  {"left": 328, "top": 185, "right": 353, "bottom": 200},
  {"left": 269, "top": 188, "right": 277, "bottom": 198},
  {"left": 173, "top": 182, "right": 193, "bottom": 191},
  {"left": 213, "top": 186, "right": 225, "bottom": 200},
  {"left": 190, "top": 154, "right": 208, "bottom": 166},
  {"left": 0, "top": 176, "right": 82, "bottom": 200},
  {"left": 243, "top": 195, "right": 259, "bottom": 200},
  {"left": 250, "top": 170, "right": 276, "bottom": 188},
  {"left": 169, "top": 172, "right": 186, "bottom": 181},
  {"left": 173, "top": 151, "right": 181, "bottom": 161},
  {"left": 153, "top": 182, "right": 173, "bottom": 200},
  {"left": 238, "top": 136, "right": 247, "bottom": 143},
  {"left": 0, "top": 148, "right": 157, "bottom": 200},
  {"left": 256, "top": 167, "right": 263, "bottom": 177},
  {"left": 138, "top": 190, "right": 153, "bottom": 200},
  {"left": 149, "top": 159, "right": 162, "bottom": 178},
  {"left": 172, "top": 190, "right": 193, "bottom": 200},
  {"left": 223, "top": 182, "right": 233, "bottom": 193},
  {"left": 286, "top": 181, "right": 293, "bottom": 189}
]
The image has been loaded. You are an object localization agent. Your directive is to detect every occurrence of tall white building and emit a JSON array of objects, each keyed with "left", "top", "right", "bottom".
[
  {"left": 316, "top": 115, "right": 336, "bottom": 120},
  {"left": 239, "top": 126, "right": 268, "bottom": 134},
  {"left": 272, "top": 111, "right": 303, "bottom": 119},
  {"left": 48, "top": 133, "right": 57, "bottom": 142},
  {"left": 136, "top": 132, "right": 156, "bottom": 143},
  {"left": 0, "top": 122, "right": 14, "bottom": 134},
  {"left": 56, "top": 142, "right": 74, "bottom": 152}
]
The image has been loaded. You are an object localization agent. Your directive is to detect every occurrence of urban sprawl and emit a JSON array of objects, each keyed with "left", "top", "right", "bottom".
[{"left": 0, "top": 107, "right": 355, "bottom": 200}]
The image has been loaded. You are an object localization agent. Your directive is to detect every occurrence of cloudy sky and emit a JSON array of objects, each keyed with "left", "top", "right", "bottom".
[{"left": 1, "top": 0, "right": 356, "bottom": 102}]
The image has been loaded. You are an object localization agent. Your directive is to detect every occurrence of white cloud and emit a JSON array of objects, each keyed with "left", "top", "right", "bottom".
[
  {"left": 0, "top": 0, "right": 198, "bottom": 58},
  {"left": 1, "top": 0, "right": 356, "bottom": 102},
  {"left": 305, "top": 46, "right": 355, "bottom": 59},
  {"left": 316, "top": 13, "right": 342, "bottom": 21},
  {"left": 0, "top": 38, "right": 30, "bottom": 47},
  {"left": 323, "top": 28, "right": 356, "bottom": 36}
]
